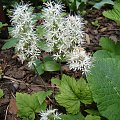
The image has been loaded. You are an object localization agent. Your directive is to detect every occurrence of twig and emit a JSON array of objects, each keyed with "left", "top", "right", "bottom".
[
  {"left": 4, "top": 105, "right": 9, "bottom": 120},
  {"left": 3, "top": 75, "right": 58, "bottom": 88}
]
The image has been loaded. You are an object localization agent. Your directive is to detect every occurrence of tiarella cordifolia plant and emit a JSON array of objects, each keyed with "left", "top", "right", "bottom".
[
  {"left": 42, "top": 2, "right": 92, "bottom": 74},
  {"left": 40, "top": 106, "right": 61, "bottom": 120},
  {"left": 11, "top": 3, "right": 40, "bottom": 68}
]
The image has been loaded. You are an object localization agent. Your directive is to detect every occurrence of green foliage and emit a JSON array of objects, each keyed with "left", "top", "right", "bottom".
[
  {"left": 37, "top": 41, "right": 50, "bottom": 52},
  {"left": 87, "top": 37, "right": 120, "bottom": 120},
  {"left": 34, "top": 58, "right": 60, "bottom": 75},
  {"left": 51, "top": 77, "right": 61, "bottom": 87},
  {"left": 93, "top": 37, "right": 120, "bottom": 59},
  {"left": 0, "top": 89, "right": 4, "bottom": 98},
  {"left": 99, "top": 37, "right": 120, "bottom": 55},
  {"left": 87, "top": 58, "right": 120, "bottom": 120},
  {"left": 93, "top": 0, "right": 114, "bottom": 9},
  {"left": 84, "top": 109, "right": 100, "bottom": 116},
  {"left": 61, "top": 113, "right": 85, "bottom": 120},
  {"left": 16, "top": 91, "right": 52, "bottom": 120},
  {"left": 103, "top": 1, "right": 120, "bottom": 23},
  {"left": 85, "top": 115, "right": 101, "bottom": 120},
  {"left": 55, "top": 74, "right": 93, "bottom": 114},
  {"left": 2, "top": 38, "right": 18, "bottom": 50},
  {"left": 36, "top": 26, "right": 45, "bottom": 39},
  {"left": 0, "top": 22, "right": 7, "bottom": 29},
  {"left": 44, "top": 61, "right": 60, "bottom": 71},
  {"left": 91, "top": 20, "right": 100, "bottom": 28}
]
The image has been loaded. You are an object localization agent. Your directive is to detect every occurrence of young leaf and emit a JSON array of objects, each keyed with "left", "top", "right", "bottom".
[
  {"left": 43, "top": 56, "right": 53, "bottom": 62},
  {"left": 0, "top": 22, "right": 7, "bottom": 28},
  {"left": 93, "top": 0, "right": 114, "bottom": 9},
  {"left": 16, "top": 91, "right": 51, "bottom": 120},
  {"left": 61, "top": 113, "right": 85, "bottom": 120},
  {"left": 85, "top": 109, "right": 100, "bottom": 116},
  {"left": 103, "top": 1, "right": 120, "bottom": 23},
  {"left": 44, "top": 61, "right": 60, "bottom": 71},
  {"left": 51, "top": 78, "right": 61, "bottom": 87},
  {"left": 85, "top": 115, "right": 101, "bottom": 120},
  {"left": 2, "top": 38, "right": 18, "bottom": 50},
  {"left": 55, "top": 75, "right": 93, "bottom": 114},
  {"left": 99, "top": 37, "right": 115, "bottom": 52},
  {"left": 36, "top": 25, "right": 45, "bottom": 38},
  {"left": 0, "top": 89, "right": 4, "bottom": 98},
  {"left": 37, "top": 41, "right": 50, "bottom": 52},
  {"left": 34, "top": 59, "right": 44, "bottom": 75},
  {"left": 87, "top": 58, "right": 120, "bottom": 120},
  {"left": 99, "top": 37, "right": 120, "bottom": 55}
]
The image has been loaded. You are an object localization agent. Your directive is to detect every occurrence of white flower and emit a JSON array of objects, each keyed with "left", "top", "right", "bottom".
[
  {"left": 40, "top": 106, "right": 61, "bottom": 120},
  {"left": 11, "top": 3, "right": 40, "bottom": 68},
  {"left": 42, "top": 2, "right": 85, "bottom": 60},
  {"left": 67, "top": 47, "right": 92, "bottom": 74}
]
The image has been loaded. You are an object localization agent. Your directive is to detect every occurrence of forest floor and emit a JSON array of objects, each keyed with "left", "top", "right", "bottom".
[{"left": 0, "top": 9, "right": 120, "bottom": 120}]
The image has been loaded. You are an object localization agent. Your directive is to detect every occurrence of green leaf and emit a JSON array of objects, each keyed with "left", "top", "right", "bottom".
[
  {"left": 36, "top": 25, "right": 45, "bottom": 38},
  {"left": 43, "top": 56, "right": 53, "bottom": 62},
  {"left": 34, "top": 60, "right": 44, "bottom": 75},
  {"left": 99, "top": 37, "right": 120, "bottom": 55},
  {"left": 85, "top": 109, "right": 100, "bottom": 116},
  {"left": 51, "top": 78, "right": 61, "bottom": 87},
  {"left": 93, "top": 0, "right": 114, "bottom": 9},
  {"left": 93, "top": 50, "right": 113, "bottom": 58},
  {"left": 44, "top": 61, "right": 60, "bottom": 71},
  {"left": 37, "top": 41, "right": 50, "bottom": 52},
  {"left": 85, "top": 115, "right": 101, "bottom": 120},
  {"left": 0, "top": 22, "right": 7, "bottom": 28},
  {"left": 2, "top": 38, "right": 18, "bottom": 50},
  {"left": 61, "top": 113, "right": 85, "bottom": 120},
  {"left": 16, "top": 91, "right": 51, "bottom": 120},
  {"left": 103, "top": 1, "right": 120, "bottom": 23},
  {"left": 55, "top": 75, "right": 93, "bottom": 114},
  {"left": 99, "top": 37, "right": 115, "bottom": 52},
  {"left": 0, "top": 89, "right": 4, "bottom": 98},
  {"left": 87, "top": 58, "right": 120, "bottom": 120}
]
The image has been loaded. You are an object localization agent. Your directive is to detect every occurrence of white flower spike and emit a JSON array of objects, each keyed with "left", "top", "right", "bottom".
[
  {"left": 11, "top": 3, "right": 40, "bottom": 68},
  {"left": 42, "top": 2, "right": 85, "bottom": 61}
]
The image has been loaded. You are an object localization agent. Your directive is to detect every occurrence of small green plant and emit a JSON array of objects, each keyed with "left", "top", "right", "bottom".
[
  {"left": 0, "top": 22, "right": 7, "bottom": 33},
  {"left": 0, "top": 89, "right": 4, "bottom": 98},
  {"left": 34, "top": 58, "right": 60, "bottom": 75},
  {"left": 103, "top": 1, "right": 120, "bottom": 23},
  {"left": 16, "top": 91, "right": 52, "bottom": 120},
  {"left": 91, "top": 20, "right": 100, "bottom": 28}
]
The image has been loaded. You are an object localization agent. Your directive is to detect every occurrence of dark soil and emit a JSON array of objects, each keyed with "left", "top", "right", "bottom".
[{"left": 0, "top": 8, "right": 120, "bottom": 120}]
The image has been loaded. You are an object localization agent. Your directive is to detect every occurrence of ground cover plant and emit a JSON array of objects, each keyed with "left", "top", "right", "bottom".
[{"left": 0, "top": 0, "right": 120, "bottom": 120}]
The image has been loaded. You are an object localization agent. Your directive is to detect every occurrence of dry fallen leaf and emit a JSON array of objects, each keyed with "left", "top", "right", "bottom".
[{"left": 8, "top": 98, "right": 17, "bottom": 115}]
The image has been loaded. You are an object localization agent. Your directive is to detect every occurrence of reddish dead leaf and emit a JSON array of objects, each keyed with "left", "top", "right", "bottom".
[{"left": 8, "top": 99, "right": 17, "bottom": 115}]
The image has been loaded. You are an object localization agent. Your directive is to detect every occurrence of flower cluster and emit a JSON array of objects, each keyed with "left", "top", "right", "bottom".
[
  {"left": 42, "top": 2, "right": 92, "bottom": 74},
  {"left": 11, "top": 3, "right": 40, "bottom": 68},
  {"left": 67, "top": 47, "right": 92, "bottom": 74},
  {"left": 40, "top": 106, "right": 61, "bottom": 120}
]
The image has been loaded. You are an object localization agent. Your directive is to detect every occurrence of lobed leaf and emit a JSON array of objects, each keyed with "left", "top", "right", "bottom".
[
  {"left": 103, "top": 1, "right": 120, "bottom": 23},
  {"left": 55, "top": 75, "right": 93, "bottom": 114},
  {"left": 16, "top": 91, "right": 52, "bottom": 120}
]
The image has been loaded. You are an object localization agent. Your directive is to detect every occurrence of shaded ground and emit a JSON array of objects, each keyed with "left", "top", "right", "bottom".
[{"left": 0, "top": 9, "right": 120, "bottom": 120}]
